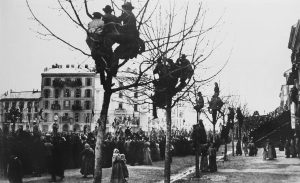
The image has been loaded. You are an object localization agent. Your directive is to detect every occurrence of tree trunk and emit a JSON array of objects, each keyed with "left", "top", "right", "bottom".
[
  {"left": 94, "top": 90, "right": 112, "bottom": 183},
  {"left": 232, "top": 129, "right": 235, "bottom": 156},
  {"left": 224, "top": 139, "right": 227, "bottom": 161},
  {"left": 195, "top": 111, "right": 200, "bottom": 178},
  {"left": 164, "top": 97, "right": 172, "bottom": 183},
  {"left": 213, "top": 124, "right": 216, "bottom": 142}
]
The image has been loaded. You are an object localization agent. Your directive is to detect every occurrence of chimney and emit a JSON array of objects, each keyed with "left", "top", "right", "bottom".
[
  {"left": 66, "top": 64, "right": 70, "bottom": 68},
  {"left": 44, "top": 67, "right": 48, "bottom": 72},
  {"left": 71, "top": 65, "right": 74, "bottom": 68},
  {"left": 85, "top": 64, "right": 88, "bottom": 69}
]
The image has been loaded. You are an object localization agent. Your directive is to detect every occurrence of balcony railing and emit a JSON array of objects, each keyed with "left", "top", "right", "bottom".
[
  {"left": 51, "top": 104, "right": 61, "bottom": 110},
  {"left": 72, "top": 104, "right": 82, "bottom": 111}
]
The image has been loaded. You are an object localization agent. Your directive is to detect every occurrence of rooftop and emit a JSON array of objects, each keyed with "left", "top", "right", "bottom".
[
  {"left": 42, "top": 64, "right": 95, "bottom": 75},
  {"left": 0, "top": 90, "right": 41, "bottom": 100}
]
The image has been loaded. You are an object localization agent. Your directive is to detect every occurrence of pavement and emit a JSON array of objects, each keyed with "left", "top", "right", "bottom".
[{"left": 174, "top": 148, "right": 300, "bottom": 183}]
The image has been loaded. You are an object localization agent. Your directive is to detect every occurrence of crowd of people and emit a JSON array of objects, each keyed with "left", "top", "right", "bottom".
[
  {"left": 284, "top": 136, "right": 300, "bottom": 158},
  {"left": 0, "top": 124, "right": 200, "bottom": 182}
]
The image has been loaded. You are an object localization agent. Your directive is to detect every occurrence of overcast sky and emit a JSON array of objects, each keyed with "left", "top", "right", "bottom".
[{"left": 0, "top": 0, "right": 299, "bottom": 114}]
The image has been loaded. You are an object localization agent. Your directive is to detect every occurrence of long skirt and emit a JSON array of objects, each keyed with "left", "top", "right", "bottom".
[
  {"left": 209, "top": 156, "right": 217, "bottom": 172},
  {"left": 200, "top": 155, "right": 208, "bottom": 172},
  {"left": 111, "top": 161, "right": 126, "bottom": 183},
  {"left": 143, "top": 148, "right": 153, "bottom": 165},
  {"left": 80, "top": 156, "right": 94, "bottom": 176}
]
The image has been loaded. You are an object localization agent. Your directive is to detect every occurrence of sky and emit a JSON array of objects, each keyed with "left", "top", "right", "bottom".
[{"left": 0, "top": 0, "right": 300, "bottom": 115}]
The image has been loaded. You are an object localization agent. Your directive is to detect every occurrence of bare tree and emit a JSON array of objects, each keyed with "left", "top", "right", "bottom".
[{"left": 26, "top": 0, "right": 226, "bottom": 182}]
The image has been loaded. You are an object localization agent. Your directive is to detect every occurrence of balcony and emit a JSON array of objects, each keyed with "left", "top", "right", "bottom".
[
  {"left": 53, "top": 79, "right": 65, "bottom": 88},
  {"left": 51, "top": 104, "right": 61, "bottom": 110},
  {"left": 72, "top": 104, "right": 83, "bottom": 111}
]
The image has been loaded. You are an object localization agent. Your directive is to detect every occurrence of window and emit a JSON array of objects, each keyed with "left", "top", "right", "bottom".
[
  {"left": 4, "top": 102, "right": 9, "bottom": 110},
  {"left": 27, "top": 113, "right": 32, "bottom": 122},
  {"left": 34, "top": 102, "right": 39, "bottom": 112},
  {"left": 86, "top": 78, "right": 92, "bottom": 86},
  {"left": 134, "top": 104, "right": 138, "bottom": 112},
  {"left": 75, "top": 78, "right": 82, "bottom": 86},
  {"left": 62, "top": 113, "right": 69, "bottom": 121},
  {"left": 44, "top": 78, "right": 51, "bottom": 86},
  {"left": 85, "top": 101, "right": 91, "bottom": 110},
  {"left": 12, "top": 102, "right": 16, "bottom": 108},
  {"left": 52, "top": 101, "right": 60, "bottom": 110},
  {"left": 44, "top": 89, "right": 50, "bottom": 98},
  {"left": 75, "top": 100, "right": 81, "bottom": 105},
  {"left": 44, "top": 113, "right": 48, "bottom": 122},
  {"left": 65, "top": 78, "right": 71, "bottom": 86},
  {"left": 85, "top": 113, "right": 90, "bottom": 123},
  {"left": 19, "top": 101, "right": 24, "bottom": 112},
  {"left": 75, "top": 89, "right": 81, "bottom": 98},
  {"left": 85, "top": 89, "right": 91, "bottom": 97},
  {"left": 27, "top": 102, "right": 32, "bottom": 112},
  {"left": 44, "top": 101, "right": 49, "bottom": 109},
  {"left": 75, "top": 113, "right": 80, "bottom": 122},
  {"left": 64, "top": 100, "right": 70, "bottom": 109},
  {"left": 64, "top": 88, "right": 71, "bottom": 97},
  {"left": 119, "top": 102, "right": 123, "bottom": 109},
  {"left": 54, "top": 89, "right": 60, "bottom": 98}
]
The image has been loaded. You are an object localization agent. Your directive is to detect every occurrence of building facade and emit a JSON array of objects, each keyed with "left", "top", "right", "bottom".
[
  {"left": 0, "top": 90, "right": 41, "bottom": 132},
  {"left": 40, "top": 64, "right": 95, "bottom": 132},
  {"left": 287, "top": 19, "right": 300, "bottom": 132}
]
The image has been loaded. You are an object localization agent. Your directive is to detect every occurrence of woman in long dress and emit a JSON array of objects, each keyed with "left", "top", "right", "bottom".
[
  {"left": 208, "top": 143, "right": 217, "bottom": 172},
  {"left": 111, "top": 149, "right": 126, "bottom": 183},
  {"left": 80, "top": 143, "right": 94, "bottom": 178},
  {"left": 143, "top": 140, "right": 153, "bottom": 165}
]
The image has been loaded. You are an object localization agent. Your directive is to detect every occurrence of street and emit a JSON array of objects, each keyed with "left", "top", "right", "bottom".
[{"left": 175, "top": 148, "right": 300, "bottom": 183}]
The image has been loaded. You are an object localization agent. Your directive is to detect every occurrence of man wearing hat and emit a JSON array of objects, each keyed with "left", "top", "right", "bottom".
[
  {"left": 102, "top": 5, "right": 118, "bottom": 25},
  {"left": 117, "top": 2, "right": 138, "bottom": 36}
]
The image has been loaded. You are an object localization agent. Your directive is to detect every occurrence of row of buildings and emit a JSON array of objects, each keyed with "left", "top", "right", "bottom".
[
  {"left": 0, "top": 64, "right": 197, "bottom": 133},
  {"left": 280, "top": 19, "right": 300, "bottom": 134}
]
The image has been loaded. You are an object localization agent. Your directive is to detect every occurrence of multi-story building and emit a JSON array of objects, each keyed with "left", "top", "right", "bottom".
[
  {"left": 287, "top": 19, "right": 300, "bottom": 132},
  {"left": 40, "top": 64, "right": 96, "bottom": 132},
  {"left": 0, "top": 90, "right": 41, "bottom": 131}
]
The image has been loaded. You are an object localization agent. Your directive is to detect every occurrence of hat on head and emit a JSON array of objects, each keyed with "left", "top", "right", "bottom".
[
  {"left": 122, "top": 2, "right": 134, "bottom": 10},
  {"left": 103, "top": 5, "right": 113, "bottom": 13},
  {"left": 93, "top": 12, "right": 102, "bottom": 19}
]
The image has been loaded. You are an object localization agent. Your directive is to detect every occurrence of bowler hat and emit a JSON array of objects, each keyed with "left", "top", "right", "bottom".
[
  {"left": 122, "top": 2, "right": 134, "bottom": 10},
  {"left": 103, "top": 5, "right": 113, "bottom": 13}
]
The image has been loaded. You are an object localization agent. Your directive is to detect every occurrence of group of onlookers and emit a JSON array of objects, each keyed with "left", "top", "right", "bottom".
[
  {"left": 262, "top": 139, "right": 276, "bottom": 160},
  {"left": 200, "top": 143, "right": 218, "bottom": 173},
  {"left": 284, "top": 136, "right": 300, "bottom": 158}
]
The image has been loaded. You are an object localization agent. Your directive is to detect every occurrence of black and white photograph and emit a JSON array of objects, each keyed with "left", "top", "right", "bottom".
[{"left": 0, "top": 0, "right": 300, "bottom": 182}]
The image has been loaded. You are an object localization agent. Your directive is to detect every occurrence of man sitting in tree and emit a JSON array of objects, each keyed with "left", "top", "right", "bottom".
[
  {"left": 176, "top": 54, "right": 194, "bottom": 87},
  {"left": 194, "top": 92, "right": 204, "bottom": 112}
]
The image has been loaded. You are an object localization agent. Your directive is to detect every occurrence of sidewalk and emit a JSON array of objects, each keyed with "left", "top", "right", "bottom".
[{"left": 173, "top": 148, "right": 300, "bottom": 183}]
